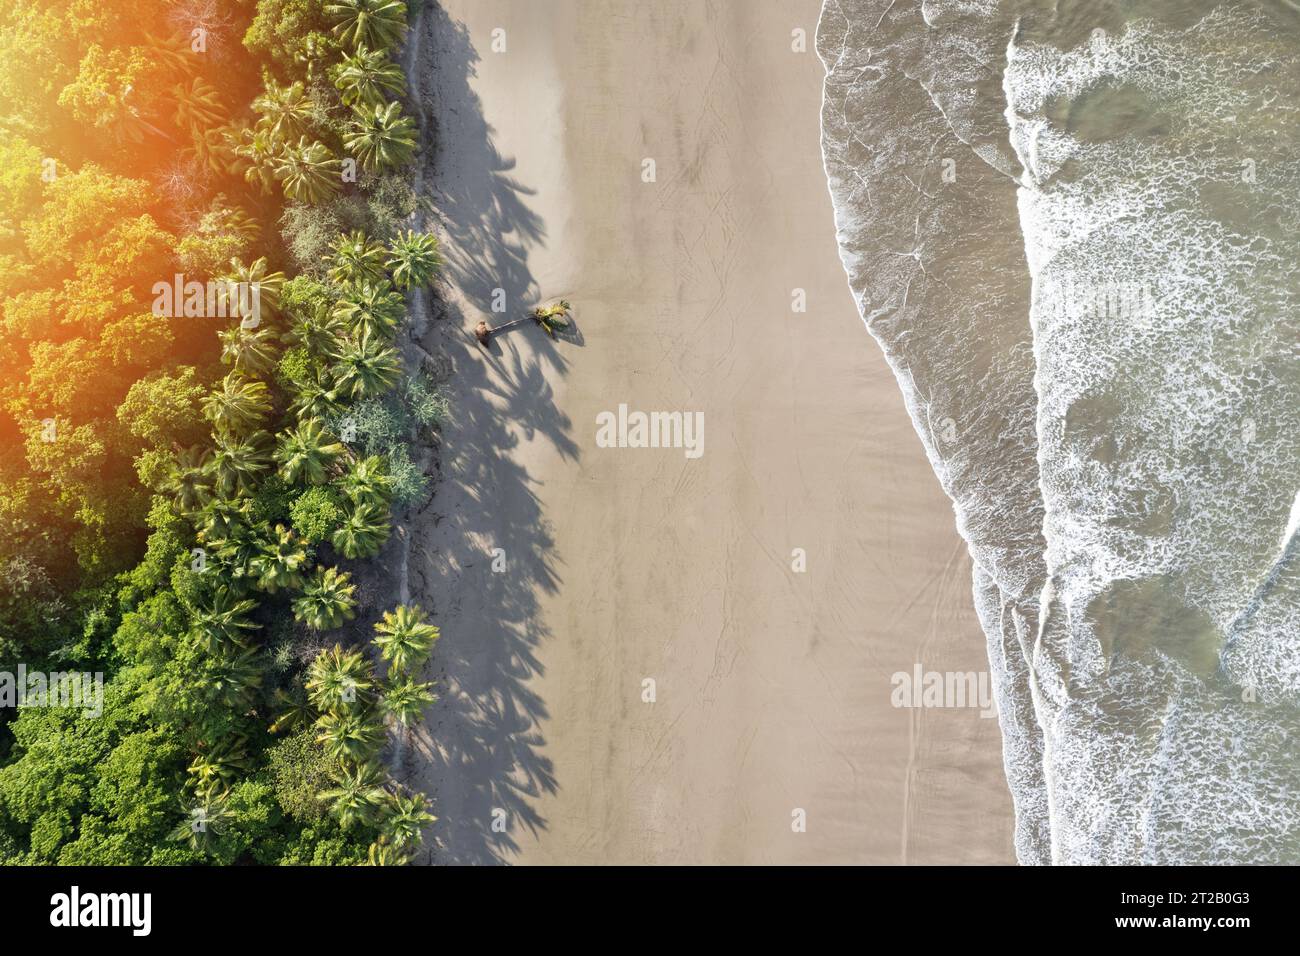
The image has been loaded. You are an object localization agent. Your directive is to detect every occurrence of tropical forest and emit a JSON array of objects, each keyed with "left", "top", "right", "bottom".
[{"left": 0, "top": 0, "right": 445, "bottom": 865}]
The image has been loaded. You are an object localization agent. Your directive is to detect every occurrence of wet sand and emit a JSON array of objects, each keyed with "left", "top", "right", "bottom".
[{"left": 402, "top": 0, "right": 1017, "bottom": 864}]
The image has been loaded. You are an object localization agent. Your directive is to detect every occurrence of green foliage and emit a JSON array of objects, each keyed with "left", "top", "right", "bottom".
[
  {"left": 326, "top": 0, "right": 408, "bottom": 51},
  {"left": 387, "top": 229, "right": 441, "bottom": 290},
  {"left": 372, "top": 604, "right": 438, "bottom": 674},
  {"left": 293, "top": 565, "right": 357, "bottom": 630},
  {"left": 344, "top": 101, "right": 417, "bottom": 173},
  {"left": 280, "top": 196, "right": 372, "bottom": 273},
  {"left": 290, "top": 486, "right": 345, "bottom": 544},
  {"left": 275, "top": 136, "right": 344, "bottom": 204},
  {"left": 251, "top": 524, "right": 312, "bottom": 593},
  {"left": 244, "top": 0, "right": 336, "bottom": 71},
  {"left": 277, "top": 418, "right": 346, "bottom": 485},
  {"left": 331, "top": 498, "right": 389, "bottom": 558},
  {"left": 380, "top": 675, "right": 435, "bottom": 726},
  {"left": 1, "top": 0, "right": 442, "bottom": 868},
  {"left": 177, "top": 200, "right": 260, "bottom": 271},
  {"left": 331, "top": 46, "right": 406, "bottom": 108},
  {"left": 252, "top": 474, "right": 296, "bottom": 527},
  {"left": 276, "top": 344, "right": 321, "bottom": 390},
  {"left": 333, "top": 453, "right": 392, "bottom": 506},
  {"left": 267, "top": 731, "right": 334, "bottom": 823},
  {"left": 281, "top": 275, "right": 337, "bottom": 323},
  {"left": 328, "top": 230, "right": 387, "bottom": 285},
  {"left": 405, "top": 371, "right": 450, "bottom": 429},
  {"left": 384, "top": 442, "right": 427, "bottom": 506},
  {"left": 0, "top": 682, "right": 185, "bottom": 865},
  {"left": 334, "top": 279, "right": 405, "bottom": 340},
  {"left": 331, "top": 332, "right": 402, "bottom": 400},
  {"left": 362, "top": 173, "right": 420, "bottom": 239}
]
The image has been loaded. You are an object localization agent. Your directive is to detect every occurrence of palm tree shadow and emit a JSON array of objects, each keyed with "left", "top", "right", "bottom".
[{"left": 395, "top": 1, "right": 575, "bottom": 864}]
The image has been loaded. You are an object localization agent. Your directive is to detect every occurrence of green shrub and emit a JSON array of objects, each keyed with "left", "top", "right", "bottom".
[
  {"left": 280, "top": 275, "right": 336, "bottom": 322},
  {"left": 405, "top": 373, "right": 449, "bottom": 429},
  {"left": 277, "top": 345, "right": 320, "bottom": 390},
  {"left": 252, "top": 475, "right": 295, "bottom": 525},
  {"left": 243, "top": 0, "right": 335, "bottom": 70},
  {"left": 384, "top": 443, "right": 427, "bottom": 506},
  {"left": 362, "top": 173, "right": 419, "bottom": 240},
  {"left": 177, "top": 233, "right": 248, "bottom": 280},
  {"left": 289, "top": 486, "right": 344, "bottom": 543},
  {"left": 267, "top": 731, "right": 334, "bottom": 823},
  {"left": 280, "top": 195, "right": 372, "bottom": 274}
]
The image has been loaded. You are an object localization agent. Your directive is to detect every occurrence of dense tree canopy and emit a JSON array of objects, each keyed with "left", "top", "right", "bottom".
[{"left": 0, "top": 0, "right": 445, "bottom": 866}]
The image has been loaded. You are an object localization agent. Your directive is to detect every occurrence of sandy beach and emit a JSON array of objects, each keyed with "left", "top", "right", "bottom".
[{"left": 402, "top": 0, "right": 1016, "bottom": 865}]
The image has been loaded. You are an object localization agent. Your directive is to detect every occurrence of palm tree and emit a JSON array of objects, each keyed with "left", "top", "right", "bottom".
[
  {"left": 196, "top": 496, "right": 253, "bottom": 548},
  {"left": 184, "top": 123, "right": 234, "bottom": 175},
  {"left": 319, "top": 761, "right": 388, "bottom": 829},
  {"left": 380, "top": 675, "right": 436, "bottom": 726},
  {"left": 144, "top": 31, "right": 198, "bottom": 74},
  {"left": 326, "top": 0, "right": 408, "bottom": 51},
  {"left": 294, "top": 32, "right": 337, "bottom": 82},
  {"left": 344, "top": 101, "right": 417, "bottom": 173},
  {"left": 251, "top": 524, "right": 311, "bottom": 593},
  {"left": 328, "top": 231, "right": 387, "bottom": 286},
  {"left": 333, "top": 280, "right": 404, "bottom": 340},
  {"left": 218, "top": 326, "right": 279, "bottom": 378},
  {"left": 164, "top": 446, "right": 215, "bottom": 514},
  {"left": 293, "top": 566, "right": 358, "bottom": 631},
  {"left": 232, "top": 125, "right": 280, "bottom": 195},
  {"left": 332, "top": 499, "right": 391, "bottom": 559},
  {"left": 378, "top": 790, "right": 436, "bottom": 846},
  {"left": 173, "top": 76, "right": 225, "bottom": 139},
  {"left": 171, "top": 794, "right": 233, "bottom": 852},
  {"left": 372, "top": 604, "right": 439, "bottom": 674},
  {"left": 274, "top": 136, "right": 343, "bottom": 204},
  {"left": 209, "top": 430, "right": 273, "bottom": 498},
  {"left": 253, "top": 80, "right": 316, "bottom": 142},
  {"left": 191, "top": 588, "right": 259, "bottom": 653},
  {"left": 532, "top": 300, "right": 572, "bottom": 338},
  {"left": 366, "top": 836, "right": 411, "bottom": 866},
  {"left": 220, "top": 256, "right": 286, "bottom": 319},
  {"left": 277, "top": 418, "right": 346, "bottom": 485},
  {"left": 212, "top": 521, "right": 262, "bottom": 586},
  {"left": 307, "top": 644, "right": 373, "bottom": 712},
  {"left": 200, "top": 122, "right": 246, "bottom": 177},
  {"left": 202, "top": 373, "right": 271, "bottom": 435},
  {"left": 316, "top": 708, "right": 384, "bottom": 763},
  {"left": 331, "top": 332, "right": 403, "bottom": 400},
  {"left": 269, "top": 687, "right": 313, "bottom": 735},
  {"left": 186, "top": 737, "right": 252, "bottom": 800},
  {"left": 291, "top": 378, "right": 344, "bottom": 422},
  {"left": 336, "top": 454, "right": 392, "bottom": 504},
  {"left": 386, "top": 230, "right": 441, "bottom": 290},
  {"left": 199, "top": 645, "right": 264, "bottom": 711},
  {"left": 285, "top": 303, "right": 346, "bottom": 360},
  {"left": 332, "top": 47, "right": 406, "bottom": 108}
]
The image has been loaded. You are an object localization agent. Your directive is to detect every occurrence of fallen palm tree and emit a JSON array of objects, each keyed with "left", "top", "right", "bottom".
[{"left": 474, "top": 299, "right": 573, "bottom": 347}]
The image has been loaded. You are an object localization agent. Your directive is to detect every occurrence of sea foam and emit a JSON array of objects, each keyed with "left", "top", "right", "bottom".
[{"left": 820, "top": 0, "right": 1300, "bottom": 863}]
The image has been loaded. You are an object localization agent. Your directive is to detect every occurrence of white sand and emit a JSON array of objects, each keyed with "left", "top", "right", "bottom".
[{"left": 403, "top": 0, "right": 1016, "bottom": 864}]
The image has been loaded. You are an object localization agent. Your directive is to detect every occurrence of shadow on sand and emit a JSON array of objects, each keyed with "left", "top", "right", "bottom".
[{"left": 397, "top": 2, "right": 578, "bottom": 864}]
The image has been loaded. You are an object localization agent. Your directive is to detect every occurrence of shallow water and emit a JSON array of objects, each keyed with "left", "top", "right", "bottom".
[{"left": 819, "top": 0, "right": 1300, "bottom": 863}]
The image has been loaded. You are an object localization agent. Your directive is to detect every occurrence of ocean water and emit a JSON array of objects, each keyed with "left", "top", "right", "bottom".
[{"left": 819, "top": 0, "right": 1300, "bottom": 864}]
